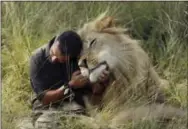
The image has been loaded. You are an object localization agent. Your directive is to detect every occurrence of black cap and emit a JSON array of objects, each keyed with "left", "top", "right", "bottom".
[{"left": 56, "top": 30, "right": 83, "bottom": 57}]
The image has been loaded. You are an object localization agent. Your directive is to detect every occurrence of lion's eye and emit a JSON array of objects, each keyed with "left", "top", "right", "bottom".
[{"left": 88, "top": 38, "right": 97, "bottom": 48}]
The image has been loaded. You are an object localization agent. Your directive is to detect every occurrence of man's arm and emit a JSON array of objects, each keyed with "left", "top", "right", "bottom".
[
  {"left": 30, "top": 57, "right": 89, "bottom": 105},
  {"left": 30, "top": 54, "right": 67, "bottom": 105},
  {"left": 41, "top": 89, "right": 65, "bottom": 105},
  {"left": 89, "top": 81, "right": 109, "bottom": 105},
  {"left": 42, "top": 70, "right": 91, "bottom": 105},
  {"left": 91, "top": 83, "right": 106, "bottom": 95},
  {"left": 91, "top": 70, "right": 110, "bottom": 95}
]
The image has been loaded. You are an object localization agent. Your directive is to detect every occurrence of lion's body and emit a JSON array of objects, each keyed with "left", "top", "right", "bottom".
[
  {"left": 75, "top": 13, "right": 188, "bottom": 125},
  {"left": 78, "top": 13, "right": 164, "bottom": 107}
]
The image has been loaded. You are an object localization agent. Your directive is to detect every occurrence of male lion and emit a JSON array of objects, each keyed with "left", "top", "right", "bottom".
[
  {"left": 77, "top": 12, "right": 165, "bottom": 108},
  {"left": 75, "top": 13, "right": 187, "bottom": 128}
]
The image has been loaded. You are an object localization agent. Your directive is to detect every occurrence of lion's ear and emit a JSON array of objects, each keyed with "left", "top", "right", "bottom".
[{"left": 95, "top": 16, "right": 115, "bottom": 31}]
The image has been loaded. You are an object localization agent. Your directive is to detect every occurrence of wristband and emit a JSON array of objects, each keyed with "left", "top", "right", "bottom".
[{"left": 58, "top": 84, "right": 70, "bottom": 96}]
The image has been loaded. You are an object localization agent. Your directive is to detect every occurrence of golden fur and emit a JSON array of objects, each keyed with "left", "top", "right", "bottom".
[
  {"left": 76, "top": 12, "right": 186, "bottom": 126},
  {"left": 78, "top": 12, "right": 164, "bottom": 107}
]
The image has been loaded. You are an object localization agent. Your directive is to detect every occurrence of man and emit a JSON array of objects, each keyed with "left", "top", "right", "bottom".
[{"left": 29, "top": 30, "right": 110, "bottom": 114}]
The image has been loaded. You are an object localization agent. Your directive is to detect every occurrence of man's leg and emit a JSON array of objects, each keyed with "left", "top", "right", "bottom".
[{"left": 34, "top": 110, "right": 61, "bottom": 129}]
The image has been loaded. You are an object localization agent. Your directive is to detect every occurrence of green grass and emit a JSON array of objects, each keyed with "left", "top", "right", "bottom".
[{"left": 2, "top": 1, "right": 188, "bottom": 129}]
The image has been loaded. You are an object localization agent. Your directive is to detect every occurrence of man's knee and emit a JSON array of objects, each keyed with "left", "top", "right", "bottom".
[{"left": 34, "top": 112, "right": 60, "bottom": 129}]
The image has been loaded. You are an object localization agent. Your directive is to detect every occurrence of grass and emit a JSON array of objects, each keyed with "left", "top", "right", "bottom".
[{"left": 2, "top": 1, "right": 188, "bottom": 129}]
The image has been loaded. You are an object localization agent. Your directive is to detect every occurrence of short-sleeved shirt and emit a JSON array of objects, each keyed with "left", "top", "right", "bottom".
[{"left": 29, "top": 37, "right": 92, "bottom": 109}]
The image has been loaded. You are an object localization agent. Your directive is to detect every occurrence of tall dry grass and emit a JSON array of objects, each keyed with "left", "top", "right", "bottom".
[{"left": 2, "top": 2, "right": 187, "bottom": 129}]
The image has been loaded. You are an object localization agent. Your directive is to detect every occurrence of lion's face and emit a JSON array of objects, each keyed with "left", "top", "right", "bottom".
[
  {"left": 78, "top": 14, "right": 123, "bottom": 70},
  {"left": 80, "top": 37, "right": 102, "bottom": 67}
]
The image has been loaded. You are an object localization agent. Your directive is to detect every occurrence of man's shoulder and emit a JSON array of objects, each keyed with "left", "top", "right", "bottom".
[
  {"left": 32, "top": 44, "right": 47, "bottom": 56},
  {"left": 30, "top": 44, "right": 47, "bottom": 65}
]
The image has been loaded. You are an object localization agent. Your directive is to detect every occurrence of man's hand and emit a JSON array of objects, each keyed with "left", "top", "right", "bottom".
[
  {"left": 98, "top": 69, "right": 110, "bottom": 83},
  {"left": 69, "top": 70, "right": 89, "bottom": 89},
  {"left": 91, "top": 69, "right": 110, "bottom": 96}
]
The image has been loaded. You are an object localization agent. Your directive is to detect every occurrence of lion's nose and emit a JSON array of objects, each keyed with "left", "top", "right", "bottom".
[{"left": 78, "top": 58, "right": 88, "bottom": 68}]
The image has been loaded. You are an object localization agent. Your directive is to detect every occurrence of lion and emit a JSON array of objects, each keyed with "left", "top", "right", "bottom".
[
  {"left": 74, "top": 12, "right": 187, "bottom": 127},
  {"left": 77, "top": 12, "right": 165, "bottom": 108}
]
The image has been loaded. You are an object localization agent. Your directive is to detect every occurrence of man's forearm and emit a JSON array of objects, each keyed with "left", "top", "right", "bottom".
[
  {"left": 91, "top": 83, "right": 106, "bottom": 95},
  {"left": 41, "top": 89, "right": 64, "bottom": 105},
  {"left": 91, "top": 78, "right": 110, "bottom": 95}
]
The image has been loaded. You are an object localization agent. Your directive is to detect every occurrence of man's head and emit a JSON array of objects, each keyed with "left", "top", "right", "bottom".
[{"left": 50, "top": 31, "right": 83, "bottom": 63}]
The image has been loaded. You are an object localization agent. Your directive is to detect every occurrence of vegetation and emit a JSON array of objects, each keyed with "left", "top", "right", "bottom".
[{"left": 2, "top": 2, "right": 187, "bottom": 129}]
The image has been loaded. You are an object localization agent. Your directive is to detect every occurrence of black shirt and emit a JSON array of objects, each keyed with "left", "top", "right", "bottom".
[{"left": 29, "top": 37, "right": 91, "bottom": 103}]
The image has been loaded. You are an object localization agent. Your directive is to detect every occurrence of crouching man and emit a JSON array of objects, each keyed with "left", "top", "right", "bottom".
[{"left": 29, "top": 31, "right": 110, "bottom": 128}]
